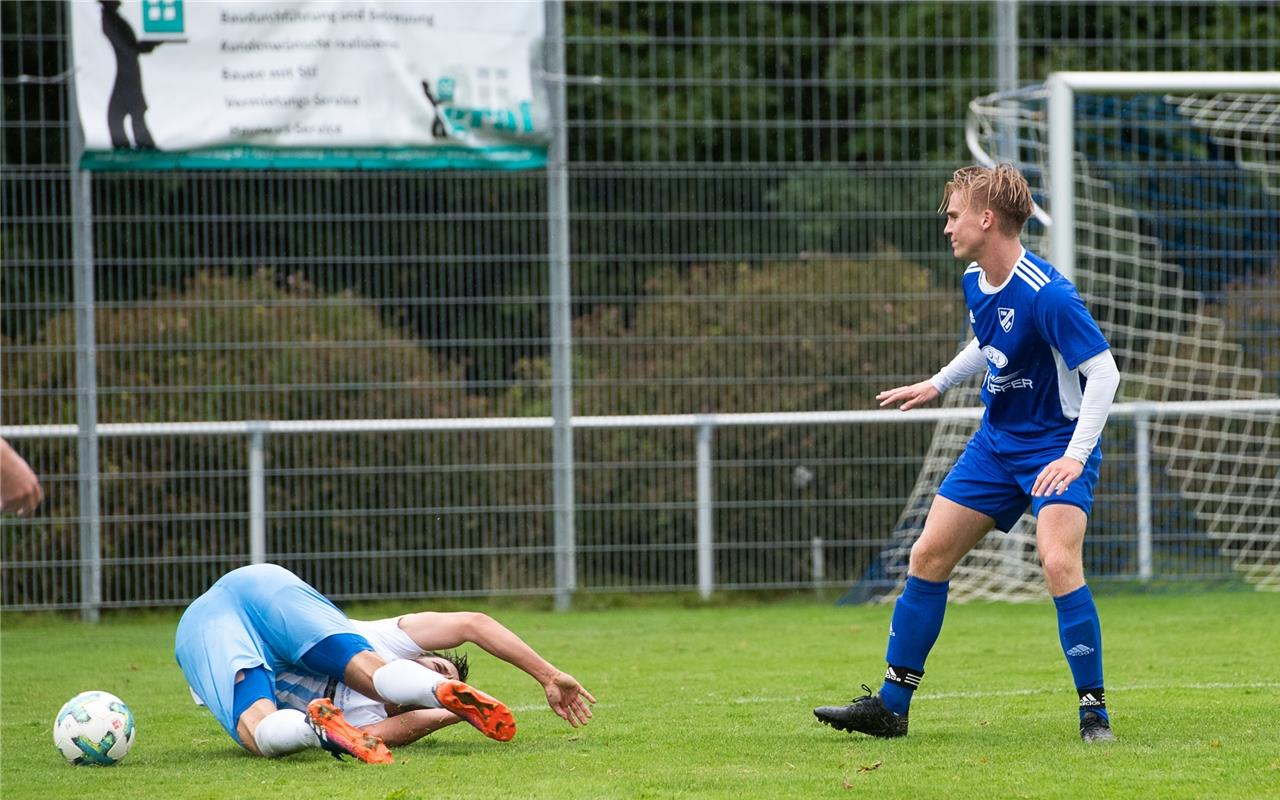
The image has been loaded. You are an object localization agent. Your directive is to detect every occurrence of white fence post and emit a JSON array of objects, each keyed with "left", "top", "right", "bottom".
[
  {"left": 546, "top": 0, "right": 576, "bottom": 612},
  {"left": 994, "top": 0, "right": 1020, "bottom": 160},
  {"left": 1135, "top": 408, "right": 1153, "bottom": 581},
  {"left": 68, "top": 67, "right": 101, "bottom": 623},
  {"left": 696, "top": 423, "right": 714, "bottom": 600},
  {"left": 812, "top": 536, "right": 825, "bottom": 596},
  {"left": 249, "top": 429, "right": 266, "bottom": 565}
]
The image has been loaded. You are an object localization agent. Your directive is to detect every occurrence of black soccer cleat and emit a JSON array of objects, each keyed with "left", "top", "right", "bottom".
[
  {"left": 1079, "top": 710, "right": 1116, "bottom": 742},
  {"left": 814, "top": 684, "right": 908, "bottom": 738}
]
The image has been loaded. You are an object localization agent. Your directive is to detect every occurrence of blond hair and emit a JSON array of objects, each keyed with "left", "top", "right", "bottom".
[{"left": 938, "top": 163, "right": 1033, "bottom": 237}]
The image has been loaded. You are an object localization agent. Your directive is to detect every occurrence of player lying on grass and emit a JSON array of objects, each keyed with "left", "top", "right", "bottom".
[
  {"left": 274, "top": 648, "right": 470, "bottom": 748},
  {"left": 176, "top": 563, "right": 595, "bottom": 763},
  {"left": 268, "top": 611, "right": 595, "bottom": 748},
  {"left": 814, "top": 164, "right": 1121, "bottom": 743}
]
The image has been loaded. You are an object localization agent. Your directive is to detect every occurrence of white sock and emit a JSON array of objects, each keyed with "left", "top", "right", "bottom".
[
  {"left": 371, "top": 659, "right": 448, "bottom": 709},
  {"left": 253, "top": 709, "right": 320, "bottom": 758}
]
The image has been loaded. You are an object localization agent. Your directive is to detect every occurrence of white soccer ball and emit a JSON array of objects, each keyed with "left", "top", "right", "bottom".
[{"left": 53, "top": 691, "right": 136, "bottom": 766}]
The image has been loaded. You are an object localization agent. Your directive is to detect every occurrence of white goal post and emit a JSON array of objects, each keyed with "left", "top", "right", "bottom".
[{"left": 1044, "top": 71, "right": 1280, "bottom": 281}]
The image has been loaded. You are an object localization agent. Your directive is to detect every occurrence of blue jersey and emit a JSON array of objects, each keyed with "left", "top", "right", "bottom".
[
  {"left": 175, "top": 564, "right": 370, "bottom": 744},
  {"left": 964, "top": 248, "right": 1109, "bottom": 444}
]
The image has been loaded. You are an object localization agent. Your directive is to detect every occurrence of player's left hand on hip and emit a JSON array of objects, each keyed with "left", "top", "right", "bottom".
[{"left": 1032, "top": 457, "right": 1084, "bottom": 497}]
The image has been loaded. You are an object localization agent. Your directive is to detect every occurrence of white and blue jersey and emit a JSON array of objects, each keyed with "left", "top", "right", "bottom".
[
  {"left": 274, "top": 617, "right": 426, "bottom": 728},
  {"left": 965, "top": 248, "right": 1109, "bottom": 445},
  {"left": 175, "top": 564, "right": 369, "bottom": 743},
  {"left": 939, "top": 248, "right": 1110, "bottom": 530}
]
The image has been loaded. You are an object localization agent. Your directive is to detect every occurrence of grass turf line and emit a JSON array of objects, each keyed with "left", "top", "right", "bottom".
[{"left": 2, "top": 591, "right": 1278, "bottom": 799}]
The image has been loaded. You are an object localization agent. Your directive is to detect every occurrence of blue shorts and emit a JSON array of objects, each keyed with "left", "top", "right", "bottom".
[
  {"left": 174, "top": 564, "right": 371, "bottom": 744},
  {"left": 937, "top": 425, "right": 1101, "bottom": 532}
]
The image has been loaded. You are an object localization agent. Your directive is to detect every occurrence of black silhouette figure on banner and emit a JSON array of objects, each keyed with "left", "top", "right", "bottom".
[
  {"left": 100, "top": 1, "right": 163, "bottom": 149},
  {"left": 421, "top": 81, "right": 451, "bottom": 139}
]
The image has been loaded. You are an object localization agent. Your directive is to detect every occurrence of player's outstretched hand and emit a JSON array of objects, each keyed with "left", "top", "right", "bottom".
[
  {"left": 876, "top": 380, "right": 940, "bottom": 411},
  {"left": 1032, "top": 456, "right": 1085, "bottom": 497},
  {"left": 543, "top": 671, "right": 596, "bottom": 728}
]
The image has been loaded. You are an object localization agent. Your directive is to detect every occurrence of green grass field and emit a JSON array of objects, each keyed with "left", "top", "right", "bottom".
[{"left": 3, "top": 590, "right": 1278, "bottom": 799}]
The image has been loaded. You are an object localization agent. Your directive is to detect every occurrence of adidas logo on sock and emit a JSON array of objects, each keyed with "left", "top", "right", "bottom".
[
  {"left": 1079, "top": 692, "right": 1104, "bottom": 707},
  {"left": 884, "top": 665, "right": 921, "bottom": 688},
  {"left": 1066, "top": 644, "right": 1095, "bottom": 657}
]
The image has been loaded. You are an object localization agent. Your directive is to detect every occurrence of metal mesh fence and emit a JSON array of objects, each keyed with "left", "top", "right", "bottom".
[{"left": 2, "top": 1, "right": 1277, "bottom": 610}]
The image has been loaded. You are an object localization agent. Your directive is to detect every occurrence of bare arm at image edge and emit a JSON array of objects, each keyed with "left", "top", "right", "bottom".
[{"left": 0, "top": 438, "right": 44, "bottom": 516}]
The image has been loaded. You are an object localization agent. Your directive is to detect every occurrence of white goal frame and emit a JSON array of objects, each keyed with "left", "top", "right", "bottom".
[
  {"left": 1044, "top": 71, "right": 1280, "bottom": 281},
  {"left": 953, "top": 72, "right": 1280, "bottom": 600}
]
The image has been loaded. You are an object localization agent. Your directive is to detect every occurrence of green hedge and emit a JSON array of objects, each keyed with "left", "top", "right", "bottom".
[{"left": 4, "top": 258, "right": 958, "bottom": 603}]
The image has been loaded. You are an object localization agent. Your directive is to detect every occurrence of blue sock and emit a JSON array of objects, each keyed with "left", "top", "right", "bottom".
[
  {"left": 880, "top": 575, "right": 949, "bottom": 715},
  {"left": 1054, "top": 584, "right": 1108, "bottom": 723}
]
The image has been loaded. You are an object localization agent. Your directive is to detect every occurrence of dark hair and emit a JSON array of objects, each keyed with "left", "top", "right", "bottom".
[{"left": 424, "top": 649, "right": 469, "bottom": 683}]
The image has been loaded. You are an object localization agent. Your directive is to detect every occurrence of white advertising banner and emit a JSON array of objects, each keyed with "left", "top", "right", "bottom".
[{"left": 69, "top": 0, "right": 549, "bottom": 169}]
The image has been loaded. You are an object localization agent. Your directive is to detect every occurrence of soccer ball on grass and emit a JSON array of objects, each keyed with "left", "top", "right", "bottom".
[{"left": 53, "top": 691, "right": 136, "bottom": 766}]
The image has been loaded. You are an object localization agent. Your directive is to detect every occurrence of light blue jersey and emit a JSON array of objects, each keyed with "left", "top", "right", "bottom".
[
  {"left": 963, "top": 248, "right": 1110, "bottom": 447},
  {"left": 174, "top": 564, "right": 366, "bottom": 742}
]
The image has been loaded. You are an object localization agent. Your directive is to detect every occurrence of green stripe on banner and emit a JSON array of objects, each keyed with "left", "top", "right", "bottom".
[{"left": 80, "top": 145, "right": 548, "bottom": 171}]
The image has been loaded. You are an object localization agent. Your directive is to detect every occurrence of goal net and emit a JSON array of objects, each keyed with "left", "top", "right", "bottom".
[{"left": 868, "top": 74, "right": 1280, "bottom": 602}]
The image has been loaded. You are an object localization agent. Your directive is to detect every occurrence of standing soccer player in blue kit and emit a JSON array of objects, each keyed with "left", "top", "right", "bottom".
[{"left": 814, "top": 164, "right": 1121, "bottom": 742}]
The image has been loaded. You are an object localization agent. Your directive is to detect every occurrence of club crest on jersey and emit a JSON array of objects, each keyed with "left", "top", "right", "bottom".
[{"left": 998, "top": 307, "right": 1015, "bottom": 332}]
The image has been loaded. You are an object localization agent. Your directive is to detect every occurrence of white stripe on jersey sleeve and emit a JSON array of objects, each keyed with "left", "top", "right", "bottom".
[
  {"left": 1015, "top": 262, "right": 1047, "bottom": 288},
  {"left": 1017, "top": 257, "right": 1051, "bottom": 285},
  {"left": 1013, "top": 266, "right": 1045, "bottom": 291}
]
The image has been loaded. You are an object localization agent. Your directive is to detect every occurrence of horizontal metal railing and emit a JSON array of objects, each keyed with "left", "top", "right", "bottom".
[{"left": 5, "top": 398, "right": 1278, "bottom": 616}]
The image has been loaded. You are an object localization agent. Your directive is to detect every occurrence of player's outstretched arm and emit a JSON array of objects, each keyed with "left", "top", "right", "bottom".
[
  {"left": 876, "top": 380, "right": 941, "bottom": 411},
  {"left": 396, "top": 611, "right": 597, "bottom": 726},
  {"left": 878, "top": 338, "right": 986, "bottom": 410}
]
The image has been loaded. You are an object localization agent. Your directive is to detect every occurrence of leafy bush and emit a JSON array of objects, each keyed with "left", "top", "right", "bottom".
[{"left": 5, "top": 259, "right": 962, "bottom": 602}]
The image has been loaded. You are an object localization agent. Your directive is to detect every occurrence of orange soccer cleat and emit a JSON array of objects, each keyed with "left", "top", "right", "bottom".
[
  {"left": 306, "top": 698, "right": 394, "bottom": 764},
  {"left": 434, "top": 680, "right": 516, "bottom": 742}
]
